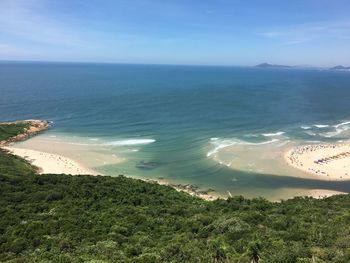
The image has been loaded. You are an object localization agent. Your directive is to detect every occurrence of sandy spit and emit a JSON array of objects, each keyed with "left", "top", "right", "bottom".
[{"left": 4, "top": 146, "right": 97, "bottom": 175}]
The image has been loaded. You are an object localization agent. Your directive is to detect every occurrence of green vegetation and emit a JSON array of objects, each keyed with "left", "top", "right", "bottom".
[
  {"left": 0, "top": 122, "right": 29, "bottom": 141},
  {"left": 2, "top": 152, "right": 350, "bottom": 262},
  {"left": 1, "top": 124, "right": 350, "bottom": 262}
]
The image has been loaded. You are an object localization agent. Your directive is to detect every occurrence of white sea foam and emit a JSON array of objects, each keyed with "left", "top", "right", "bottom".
[
  {"left": 262, "top": 131, "right": 285, "bottom": 137},
  {"left": 104, "top": 139, "right": 156, "bottom": 146},
  {"left": 333, "top": 121, "right": 350, "bottom": 128},
  {"left": 89, "top": 138, "right": 99, "bottom": 141},
  {"left": 207, "top": 138, "right": 279, "bottom": 157},
  {"left": 300, "top": 126, "right": 311, "bottom": 130},
  {"left": 314, "top": 124, "right": 329, "bottom": 128},
  {"left": 319, "top": 131, "right": 339, "bottom": 138},
  {"left": 304, "top": 131, "right": 316, "bottom": 136},
  {"left": 319, "top": 124, "right": 350, "bottom": 138},
  {"left": 244, "top": 134, "right": 259, "bottom": 137},
  {"left": 253, "top": 139, "right": 279, "bottom": 145},
  {"left": 302, "top": 120, "right": 350, "bottom": 137},
  {"left": 207, "top": 140, "right": 238, "bottom": 157}
]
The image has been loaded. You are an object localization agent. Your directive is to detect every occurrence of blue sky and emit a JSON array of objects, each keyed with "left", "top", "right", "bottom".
[{"left": 0, "top": 0, "right": 349, "bottom": 66}]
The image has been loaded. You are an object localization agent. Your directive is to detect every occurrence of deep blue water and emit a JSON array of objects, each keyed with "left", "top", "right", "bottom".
[{"left": 1, "top": 62, "right": 350, "bottom": 199}]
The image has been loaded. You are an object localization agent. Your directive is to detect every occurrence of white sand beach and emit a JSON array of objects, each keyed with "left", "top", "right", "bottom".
[
  {"left": 271, "top": 188, "right": 347, "bottom": 201},
  {"left": 5, "top": 141, "right": 346, "bottom": 200},
  {"left": 306, "top": 189, "right": 347, "bottom": 199},
  {"left": 285, "top": 143, "right": 350, "bottom": 181},
  {"left": 10, "top": 135, "right": 125, "bottom": 170},
  {"left": 3, "top": 134, "right": 221, "bottom": 200},
  {"left": 4, "top": 146, "right": 98, "bottom": 175},
  {"left": 2, "top": 122, "right": 347, "bottom": 200},
  {"left": 5, "top": 144, "right": 221, "bottom": 200}
]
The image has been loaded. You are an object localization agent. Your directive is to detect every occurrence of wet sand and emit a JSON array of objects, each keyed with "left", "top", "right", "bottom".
[
  {"left": 11, "top": 135, "right": 125, "bottom": 171},
  {"left": 139, "top": 177, "right": 220, "bottom": 201},
  {"left": 212, "top": 141, "right": 349, "bottom": 199},
  {"left": 3, "top": 124, "right": 347, "bottom": 200},
  {"left": 7, "top": 138, "right": 346, "bottom": 200},
  {"left": 4, "top": 134, "right": 220, "bottom": 201},
  {"left": 305, "top": 189, "right": 347, "bottom": 199}
]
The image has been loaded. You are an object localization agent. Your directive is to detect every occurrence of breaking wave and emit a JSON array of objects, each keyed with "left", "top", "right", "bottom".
[
  {"left": 262, "top": 131, "right": 285, "bottom": 137},
  {"left": 103, "top": 139, "right": 156, "bottom": 146},
  {"left": 314, "top": 124, "right": 329, "bottom": 128},
  {"left": 301, "top": 126, "right": 311, "bottom": 130},
  {"left": 207, "top": 138, "right": 279, "bottom": 157},
  {"left": 333, "top": 121, "right": 350, "bottom": 128}
]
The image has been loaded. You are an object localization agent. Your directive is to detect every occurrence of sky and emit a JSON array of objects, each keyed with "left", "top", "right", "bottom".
[{"left": 0, "top": 0, "right": 349, "bottom": 66}]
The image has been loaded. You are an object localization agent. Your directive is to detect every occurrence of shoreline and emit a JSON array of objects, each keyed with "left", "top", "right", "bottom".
[
  {"left": 137, "top": 177, "right": 220, "bottom": 201},
  {"left": 0, "top": 120, "right": 219, "bottom": 200},
  {"left": 5, "top": 144, "right": 219, "bottom": 200},
  {"left": 1, "top": 119, "right": 347, "bottom": 201},
  {"left": 0, "top": 119, "right": 49, "bottom": 147},
  {"left": 304, "top": 189, "right": 347, "bottom": 199},
  {"left": 285, "top": 143, "right": 350, "bottom": 181},
  {"left": 4, "top": 146, "right": 98, "bottom": 176}
]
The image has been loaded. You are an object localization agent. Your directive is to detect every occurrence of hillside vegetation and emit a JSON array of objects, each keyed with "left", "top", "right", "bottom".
[
  {"left": 1, "top": 123, "right": 350, "bottom": 262},
  {"left": 0, "top": 122, "right": 29, "bottom": 142}
]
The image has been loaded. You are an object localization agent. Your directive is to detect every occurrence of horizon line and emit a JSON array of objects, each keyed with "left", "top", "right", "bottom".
[{"left": 0, "top": 59, "right": 343, "bottom": 69}]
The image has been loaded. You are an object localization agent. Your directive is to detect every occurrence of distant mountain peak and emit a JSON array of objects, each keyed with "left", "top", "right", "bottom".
[
  {"left": 330, "top": 65, "right": 350, "bottom": 70},
  {"left": 255, "top": 63, "right": 291, "bottom": 68}
]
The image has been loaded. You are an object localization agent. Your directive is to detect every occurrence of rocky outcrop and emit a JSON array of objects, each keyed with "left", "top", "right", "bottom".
[{"left": 0, "top": 120, "right": 49, "bottom": 147}]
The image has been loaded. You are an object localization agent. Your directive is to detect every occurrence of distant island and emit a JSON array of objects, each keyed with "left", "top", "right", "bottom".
[
  {"left": 256, "top": 63, "right": 350, "bottom": 71},
  {"left": 330, "top": 65, "right": 350, "bottom": 71},
  {"left": 255, "top": 63, "right": 292, "bottom": 68}
]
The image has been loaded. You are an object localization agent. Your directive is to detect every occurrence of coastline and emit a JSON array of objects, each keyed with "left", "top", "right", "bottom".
[
  {"left": 0, "top": 119, "right": 219, "bottom": 200},
  {"left": 1, "top": 119, "right": 347, "bottom": 201},
  {"left": 304, "top": 189, "right": 347, "bottom": 199},
  {"left": 137, "top": 177, "right": 219, "bottom": 201},
  {"left": 5, "top": 144, "right": 219, "bottom": 200},
  {"left": 3, "top": 146, "right": 97, "bottom": 175},
  {"left": 0, "top": 119, "right": 94, "bottom": 175},
  {"left": 0, "top": 119, "right": 49, "bottom": 147},
  {"left": 285, "top": 143, "right": 350, "bottom": 181}
]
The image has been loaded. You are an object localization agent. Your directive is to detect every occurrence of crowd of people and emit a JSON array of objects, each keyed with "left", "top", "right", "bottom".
[
  {"left": 314, "top": 151, "right": 350, "bottom": 164},
  {"left": 286, "top": 143, "right": 350, "bottom": 179}
]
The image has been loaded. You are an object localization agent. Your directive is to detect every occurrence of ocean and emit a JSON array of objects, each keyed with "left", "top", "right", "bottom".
[{"left": 1, "top": 62, "right": 350, "bottom": 199}]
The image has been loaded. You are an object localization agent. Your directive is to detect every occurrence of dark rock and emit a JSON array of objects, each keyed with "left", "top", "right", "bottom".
[{"left": 136, "top": 161, "right": 161, "bottom": 170}]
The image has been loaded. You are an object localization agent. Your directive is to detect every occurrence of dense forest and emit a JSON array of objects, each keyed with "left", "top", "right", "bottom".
[{"left": 1, "top": 123, "right": 350, "bottom": 262}]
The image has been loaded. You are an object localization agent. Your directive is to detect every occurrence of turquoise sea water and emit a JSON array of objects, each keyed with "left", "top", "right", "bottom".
[{"left": 1, "top": 62, "right": 350, "bottom": 199}]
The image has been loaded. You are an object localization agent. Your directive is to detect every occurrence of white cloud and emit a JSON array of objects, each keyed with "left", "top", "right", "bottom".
[
  {"left": 260, "top": 20, "right": 350, "bottom": 45},
  {"left": 0, "top": 43, "right": 10, "bottom": 49},
  {"left": 0, "top": 0, "right": 89, "bottom": 47}
]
